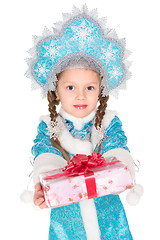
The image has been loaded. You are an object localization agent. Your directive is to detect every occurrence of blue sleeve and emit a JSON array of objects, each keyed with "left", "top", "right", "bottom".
[
  {"left": 94, "top": 116, "right": 130, "bottom": 155},
  {"left": 31, "top": 121, "right": 64, "bottom": 160}
]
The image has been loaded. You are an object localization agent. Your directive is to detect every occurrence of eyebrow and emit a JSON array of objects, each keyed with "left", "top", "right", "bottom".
[{"left": 62, "top": 80, "right": 99, "bottom": 85}]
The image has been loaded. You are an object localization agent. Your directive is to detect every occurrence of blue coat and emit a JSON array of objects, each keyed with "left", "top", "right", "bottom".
[{"left": 32, "top": 109, "right": 133, "bottom": 240}]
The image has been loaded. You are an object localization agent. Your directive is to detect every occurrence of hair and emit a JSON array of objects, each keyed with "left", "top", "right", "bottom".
[
  {"left": 95, "top": 94, "right": 109, "bottom": 129},
  {"left": 47, "top": 72, "right": 109, "bottom": 161},
  {"left": 47, "top": 90, "right": 70, "bottom": 162}
]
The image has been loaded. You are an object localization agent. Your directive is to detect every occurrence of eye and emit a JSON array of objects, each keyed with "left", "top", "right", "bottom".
[
  {"left": 67, "top": 85, "right": 75, "bottom": 90},
  {"left": 87, "top": 86, "right": 94, "bottom": 90}
]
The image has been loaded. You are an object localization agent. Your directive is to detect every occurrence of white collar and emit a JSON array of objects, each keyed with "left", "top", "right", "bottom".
[
  {"left": 59, "top": 107, "right": 96, "bottom": 130},
  {"left": 40, "top": 109, "right": 117, "bottom": 154}
]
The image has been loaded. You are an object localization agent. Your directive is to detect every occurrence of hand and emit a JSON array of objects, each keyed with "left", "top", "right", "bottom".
[{"left": 33, "top": 183, "right": 48, "bottom": 209}]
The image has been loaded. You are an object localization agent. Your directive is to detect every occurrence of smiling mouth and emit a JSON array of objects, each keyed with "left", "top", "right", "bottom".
[{"left": 73, "top": 105, "right": 87, "bottom": 110}]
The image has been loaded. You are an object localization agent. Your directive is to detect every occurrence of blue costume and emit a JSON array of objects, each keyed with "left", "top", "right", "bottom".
[
  {"left": 32, "top": 108, "right": 133, "bottom": 239},
  {"left": 23, "top": 4, "right": 142, "bottom": 239}
]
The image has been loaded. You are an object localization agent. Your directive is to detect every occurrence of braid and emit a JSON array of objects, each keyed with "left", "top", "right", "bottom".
[
  {"left": 95, "top": 93, "right": 109, "bottom": 153},
  {"left": 47, "top": 91, "right": 70, "bottom": 162},
  {"left": 47, "top": 91, "right": 59, "bottom": 122},
  {"left": 95, "top": 94, "right": 109, "bottom": 129}
]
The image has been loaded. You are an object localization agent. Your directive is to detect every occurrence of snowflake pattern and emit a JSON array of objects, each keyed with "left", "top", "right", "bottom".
[
  {"left": 100, "top": 44, "right": 119, "bottom": 64},
  {"left": 34, "top": 63, "right": 50, "bottom": 78},
  {"left": 43, "top": 40, "right": 62, "bottom": 59},
  {"left": 108, "top": 66, "right": 123, "bottom": 88},
  {"left": 31, "top": 13, "right": 128, "bottom": 96},
  {"left": 48, "top": 117, "right": 64, "bottom": 140},
  {"left": 70, "top": 20, "right": 95, "bottom": 49},
  {"left": 110, "top": 66, "right": 122, "bottom": 80}
]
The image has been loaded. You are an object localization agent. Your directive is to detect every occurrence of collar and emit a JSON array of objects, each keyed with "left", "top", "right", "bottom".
[
  {"left": 59, "top": 107, "right": 96, "bottom": 130},
  {"left": 40, "top": 108, "right": 117, "bottom": 154}
]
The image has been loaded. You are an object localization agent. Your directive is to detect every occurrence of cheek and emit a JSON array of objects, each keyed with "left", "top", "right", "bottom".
[
  {"left": 58, "top": 91, "right": 74, "bottom": 105},
  {"left": 93, "top": 98, "right": 99, "bottom": 107},
  {"left": 89, "top": 93, "right": 99, "bottom": 104},
  {"left": 57, "top": 89, "right": 68, "bottom": 101},
  {"left": 56, "top": 89, "right": 60, "bottom": 101}
]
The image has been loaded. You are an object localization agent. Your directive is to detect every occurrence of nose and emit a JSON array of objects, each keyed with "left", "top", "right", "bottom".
[{"left": 76, "top": 88, "right": 86, "bottom": 100}]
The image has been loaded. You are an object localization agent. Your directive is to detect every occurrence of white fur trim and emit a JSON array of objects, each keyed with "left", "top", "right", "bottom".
[
  {"left": 59, "top": 107, "right": 96, "bottom": 130},
  {"left": 91, "top": 109, "right": 117, "bottom": 148},
  {"left": 39, "top": 109, "right": 117, "bottom": 155},
  {"left": 33, "top": 153, "right": 67, "bottom": 184},
  {"left": 103, "top": 148, "right": 135, "bottom": 180},
  {"left": 79, "top": 199, "right": 101, "bottom": 240},
  {"left": 59, "top": 126, "right": 93, "bottom": 155},
  {"left": 101, "top": 109, "right": 117, "bottom": 129},
  {"left": 126, "top": 191, "right": 140, "bottom": 206},
  {"left": 40, "top": 114, "right": 93, "bottom": 155},
  {"left": 20, "top": 190, "right": 34, "bottom": 204},
  {"left": 40, "top": 109, "right": 116, "bottom": 130},
  {"left": 39, "top": 115, "right": 50, "bottom": 125}
]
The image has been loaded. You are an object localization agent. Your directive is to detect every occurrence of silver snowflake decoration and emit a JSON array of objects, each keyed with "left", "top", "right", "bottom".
[
  {"left": 100, "top": 44, "right": 119, "bottom": 64},
  {"left": 48, "top": 117, "right": 64, "bottom": 140},
  {"left": 43, "top": 41, "right": 62, "bottom": 59},
  {"left": 70, "top": 20, "right": 95, "bottom": 49},
  {"left": 110, "top": 66, "right": 122, "bottom": 80},
  {"left": 26, "top": 4, "right": 132, "bottom": 98},
  {"left": 34, "top": 63, "right": 50, "bottom": 78},
  {"left": 95, "top": 126, "right": 107, "bottom": 145}
]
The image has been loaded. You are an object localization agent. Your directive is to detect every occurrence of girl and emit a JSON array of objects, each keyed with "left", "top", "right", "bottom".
[
  {"left": 32, "top": 64, "right": 135, "bottom": 240},
  {"left": 25, "top": 5, "right": 142, "bottom": 240}
]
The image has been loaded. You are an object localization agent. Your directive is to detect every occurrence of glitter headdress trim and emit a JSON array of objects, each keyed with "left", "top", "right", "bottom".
[{"left": 25, "top": 4, "right": 132, "bottom": 98}]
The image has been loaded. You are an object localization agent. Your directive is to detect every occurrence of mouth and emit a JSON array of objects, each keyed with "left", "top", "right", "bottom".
[{"left": 73, "top": 105, "right": 88, "bottom": 110}]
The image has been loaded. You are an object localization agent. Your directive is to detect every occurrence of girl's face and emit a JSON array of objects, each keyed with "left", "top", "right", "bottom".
[{"left": 56, "top": 68, "right": 100, "bottom": 118}]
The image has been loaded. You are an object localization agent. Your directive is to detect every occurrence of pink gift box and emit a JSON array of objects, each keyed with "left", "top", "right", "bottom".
[{"left": 40, "top": 154, "right": 133, "bottom": 208}]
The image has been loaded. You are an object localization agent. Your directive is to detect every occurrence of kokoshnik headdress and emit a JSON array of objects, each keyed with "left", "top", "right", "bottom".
[{"left": 25, "top": 4, "right": 132, "bottom": 98}]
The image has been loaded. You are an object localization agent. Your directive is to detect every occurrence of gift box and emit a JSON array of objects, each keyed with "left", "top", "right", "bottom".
[{"left": 40, "top": 152, "right": 133, "bottom": 208}]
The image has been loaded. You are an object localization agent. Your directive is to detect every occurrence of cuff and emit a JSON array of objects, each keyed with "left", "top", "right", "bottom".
[
  {"left": 33, "top": 153, "right": 67, "bottom": 184},
  {"left": 103, "top": 148, "right": 135, "bottom": 180}
]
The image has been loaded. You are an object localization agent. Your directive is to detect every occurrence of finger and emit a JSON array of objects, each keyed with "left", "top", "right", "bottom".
[
  {"left": 34, "top": 196, "right": 48, "bottom": 209},
  {"left": 34, "top": 197, "right": 45, "bottom": 206},
  {"left": 39, "top": 200, "right": 48, "bottom": 209},
  {"left": 34, "top": 190, "right": 44, "bottom": 203},
  {"left": 35, "top": 183, "right": 42, "bottom": 192},
  {"left": 35, "top": 189, "right": 44, "bottom": 197},
  {"left": 35, "top": 182, "right": 42, "bottom": 191}
]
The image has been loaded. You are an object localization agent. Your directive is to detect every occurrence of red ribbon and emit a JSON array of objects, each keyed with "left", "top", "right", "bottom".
[
  {"left": 63, "top": 152, "right": 108, "bottom": 198},
  {"left": 84, "top": 171, "right": 97, "bottom": 199},
  {"left": 43, "top": 152, "right": 120, "bottom": 199},
  {"left": 64, "top": 152, "right": 107, "bottom": 176}
]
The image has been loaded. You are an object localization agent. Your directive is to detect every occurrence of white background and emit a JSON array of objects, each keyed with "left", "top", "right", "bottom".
[{"left": 1, "top": 0, "right": 160, "bottom": 239}]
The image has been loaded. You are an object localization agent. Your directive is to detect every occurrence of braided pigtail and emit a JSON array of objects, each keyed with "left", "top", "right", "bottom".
[
  {"left": 95, "top": 93, "right": 109, "bottom": 153},
  {"left": 95, "top": 94, "right": 109, "bottom": 129},
  {"left": 47, "top": 91, "right": 59, "bottom": 122},
  {"left": 47, "top": 91, "right": 70, "bottom": 162}
]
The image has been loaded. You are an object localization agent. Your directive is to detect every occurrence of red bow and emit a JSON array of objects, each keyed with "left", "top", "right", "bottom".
[{"left": 64, "top": 152, "right": 107, "bottom": 176}]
